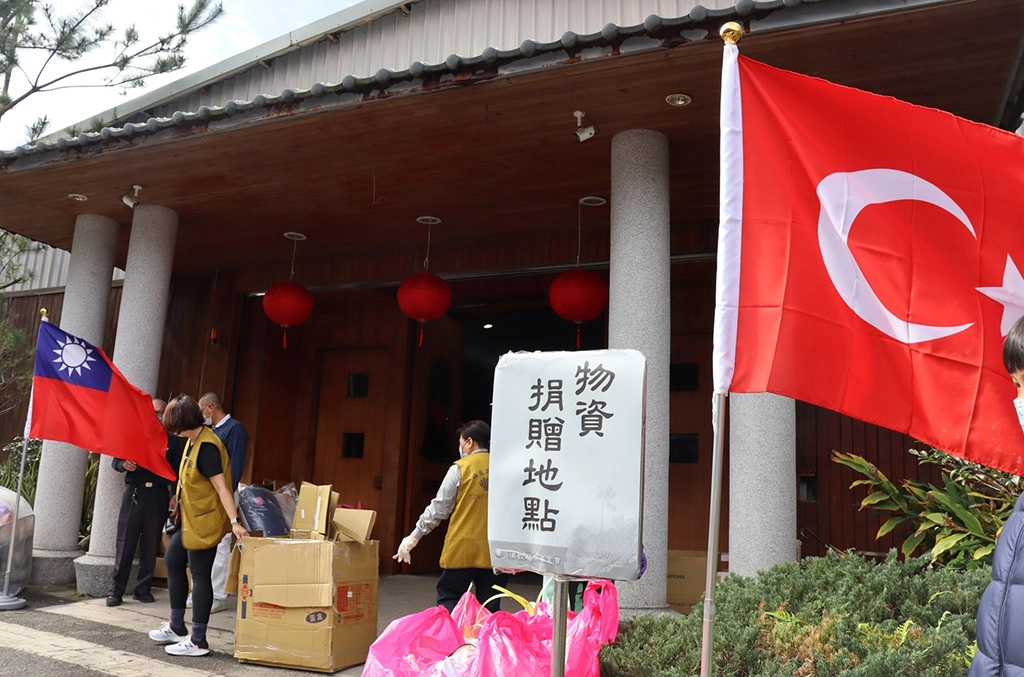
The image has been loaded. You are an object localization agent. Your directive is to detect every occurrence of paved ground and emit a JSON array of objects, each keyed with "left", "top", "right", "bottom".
[{"left": 0, "top": 572, "right": 543, "bottom": 676}]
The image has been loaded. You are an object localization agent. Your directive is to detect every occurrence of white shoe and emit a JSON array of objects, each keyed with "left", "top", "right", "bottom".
[
  {"left": 165, "top": 636, "right": 210, "bottom": 657},
  {"left": 185, "top": 593, "right": 193, "bottom": 609},
  {"left": 149, "top": 621, "right": 188, "bottom": 644},
  {"left": 209, "top": 597, "right": 228, "bottom": 614}
]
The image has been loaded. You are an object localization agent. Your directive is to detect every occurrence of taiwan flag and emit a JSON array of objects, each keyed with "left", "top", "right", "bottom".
[
  {"left": 28, "top": 320, "right": 175, "bottom": 481},
  {"left": 713, "top": 44, "right": 1024, "bottom": 474}
]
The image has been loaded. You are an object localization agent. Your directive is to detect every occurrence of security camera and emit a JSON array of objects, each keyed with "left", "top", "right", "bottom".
[
  {"left": 574, "top": 125, "right": 596, "bottom": 142},
  {"left": 121, "top": 184, "right": 142, "bottom": 209},
  {"left": 572, "top": 110, "right": 597, "bottom": 142}
]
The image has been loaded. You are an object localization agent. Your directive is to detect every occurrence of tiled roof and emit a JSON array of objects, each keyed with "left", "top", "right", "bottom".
[{"left": 0, "top": 0, "right": 817, "bottom": 165}]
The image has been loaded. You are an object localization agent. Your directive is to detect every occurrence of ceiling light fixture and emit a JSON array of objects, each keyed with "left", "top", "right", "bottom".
[
  {"left": 416, "top": 215, "right": 442, "bottom": 225},
  {"left": 67, "top": 193, "right": 88, "bottom": 202},
  {"left": 665, "top": 93, "right": 693, "bottom": 107},
  {"left": 483, "top": 323, "right": 494, "bottom": 329},
  {"left": 579, "top": 196, "right": 606, "bottom": 207}
]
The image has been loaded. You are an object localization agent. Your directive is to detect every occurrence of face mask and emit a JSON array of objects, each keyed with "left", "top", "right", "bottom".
[
  {"left": 1015, "top": 398, "right": 1024, "bottom": 434},
  {"left": 458, "top": 441, "right": 467, "bottom": 458},
  {"left": 204, "top": 417, "right": 213, "bottom": 426}
]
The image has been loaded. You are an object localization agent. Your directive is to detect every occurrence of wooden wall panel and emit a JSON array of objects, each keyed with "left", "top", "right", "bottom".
[
  {"left": 668, "top": 262, "right": 725, "bottom": 552},
  {"left": 795, "top": 402, "right": 943, "bottom": 558}
]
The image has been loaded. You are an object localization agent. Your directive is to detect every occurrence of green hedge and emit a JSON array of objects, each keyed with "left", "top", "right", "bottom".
[{"left": 601, "top": 551, "right": 989, "bottom": 676}]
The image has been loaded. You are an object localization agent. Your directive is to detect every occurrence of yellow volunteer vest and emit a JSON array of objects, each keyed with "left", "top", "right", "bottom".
[
  {"left": 177, "top": 427, "right": 232, "bottom": 550},
  {"left": 440, "top": 451, "right": 492, "bottom": 569}
]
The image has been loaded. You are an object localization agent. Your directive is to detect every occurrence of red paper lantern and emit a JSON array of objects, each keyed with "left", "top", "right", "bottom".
[
  {"left": 398, "top": 271, "right": 451, "bottom": 346},
  {"left": 263, "top": 280, "right": 313, "bottom": 349},
  {"left": 549, "top": 268, "right": 608, "bottom": 348}
]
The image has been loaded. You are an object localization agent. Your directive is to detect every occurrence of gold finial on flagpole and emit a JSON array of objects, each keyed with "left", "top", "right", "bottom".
[
  {"left": 720, "top": 22, "right": 743, "bottom": 44},
  {"left": 39, "top": 308, "right": 48, "bottom": 318}
]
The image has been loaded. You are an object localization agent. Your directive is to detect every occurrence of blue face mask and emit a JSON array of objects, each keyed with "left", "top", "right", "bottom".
[{"left": 1015, "top": 398, "right": 1024, "bottom": 434}]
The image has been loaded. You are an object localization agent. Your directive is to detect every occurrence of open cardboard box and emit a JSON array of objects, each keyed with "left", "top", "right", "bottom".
[{"left": 233, "top": 537, "right": 379, "bottom": 673}]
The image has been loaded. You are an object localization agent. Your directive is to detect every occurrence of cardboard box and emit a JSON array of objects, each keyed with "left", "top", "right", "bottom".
[
  {"left": 332, "top": 508, "right": 376, "bottom": 544},
  {"left": 153, "top": 556, "right": 167, "bottom": 581},
  {"left": 667, "top": 550, "right": 727, "bottom": 614},
  {"left": 292, "top": 483, "right": 343, "bottom": 541},
  {"left": 234, "top": 537, "right": 379, "bottom": 673},
  {"left": 293, "top": 482, "right": 333, "bottom": 537}
]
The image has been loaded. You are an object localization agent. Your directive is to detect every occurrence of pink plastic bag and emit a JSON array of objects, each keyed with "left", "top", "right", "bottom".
[
  {"left": 565, "top": 599, "right": 602, "bottom": 677},
  {"left": 583, "top": 579, "right": 619, "bottom": 644},
  {"left": 362, "top": 605, "right": 463, "bottom": 677},
  {"left": 451, "top": 589, "right": 489, "bottom": 640},
  {"left": 467, "top": 611, "right": 553, "bottom": 677}
]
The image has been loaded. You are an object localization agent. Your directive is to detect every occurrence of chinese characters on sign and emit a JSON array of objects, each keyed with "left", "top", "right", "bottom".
[{"left": 489, "top": 349, "right": 646, "bottom": 580}]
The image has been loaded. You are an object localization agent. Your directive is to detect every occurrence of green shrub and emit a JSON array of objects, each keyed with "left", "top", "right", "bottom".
[
  {"left": 832, "top": 448, "right": 1019, "bottom": 567},
  {"left": 600, "top": 551, "right": 989, "bottom": 677},
  {"left": 0, "top": 436, "right": 42, "bottom": 506}
]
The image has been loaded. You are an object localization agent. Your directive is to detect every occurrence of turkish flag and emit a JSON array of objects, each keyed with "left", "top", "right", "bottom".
[
  {"left": 28, "top": 320, "right": 175, "bottom": 481},
  {"left": 713, "top": 45, "right": 1024, "bottom": 474}
]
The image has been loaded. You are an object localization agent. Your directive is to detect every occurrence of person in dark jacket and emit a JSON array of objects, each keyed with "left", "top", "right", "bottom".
[
  {"left": 105, "top": 398, "right": 180, "bottom": 606},
  {"left": 969, "top": 315, "right": 1024, "bottom": 676}
]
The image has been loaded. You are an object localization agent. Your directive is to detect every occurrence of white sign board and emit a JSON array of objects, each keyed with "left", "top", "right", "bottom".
[{"left": 488, "top": 349, "right": 646, "bottom": 580}]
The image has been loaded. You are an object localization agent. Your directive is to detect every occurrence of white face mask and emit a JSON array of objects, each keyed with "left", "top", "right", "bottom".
[
  {"left": 204, "top": 416, "right": 213, "bottom": 426},
  {"left": 458, "top": 440, "right": 467, "bottom": 458},
  {"left": 1015, "top": 398, "right": 1024, "bottom": 435}
]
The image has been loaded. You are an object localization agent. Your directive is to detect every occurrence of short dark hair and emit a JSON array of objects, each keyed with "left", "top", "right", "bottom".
[
  {"left": 164, "top": 394, "right": 205, "bottom": 434},
  {"left": 1005, "top": 315, "right": 1024, "bottom": 374},
  {"left": 457, "top": 420, "right": 490, "bottom": 448}
]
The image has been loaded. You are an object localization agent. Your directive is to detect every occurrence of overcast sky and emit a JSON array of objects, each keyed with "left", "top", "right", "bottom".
[{"left": 0, "top": 0, "right": 362, "bottom": 150}]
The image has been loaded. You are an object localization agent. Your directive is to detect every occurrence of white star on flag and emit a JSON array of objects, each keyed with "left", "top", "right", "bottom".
[{"left": 977, "top": 255, "right": 1024, "bottom": 336}]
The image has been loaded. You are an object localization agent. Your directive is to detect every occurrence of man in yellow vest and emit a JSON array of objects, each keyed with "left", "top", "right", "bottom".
[{"left": 394, "top": 420, "right": 507, "bottom": 612}]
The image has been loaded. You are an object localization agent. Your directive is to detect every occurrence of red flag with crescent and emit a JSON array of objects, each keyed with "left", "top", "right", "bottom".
[{"left": 713, "top": 45, "right": 1024, "bottom": 474}]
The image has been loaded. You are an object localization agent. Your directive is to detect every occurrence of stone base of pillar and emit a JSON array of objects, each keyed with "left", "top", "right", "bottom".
[
  {"left": 619, "top": 604, "right": 678, "bottom": 620},
  {"left": 73, "top": 553, "right": 115, "bottom": 597},
  {"left": 32, "top": 548, "right": 84, "bottom": 586}
]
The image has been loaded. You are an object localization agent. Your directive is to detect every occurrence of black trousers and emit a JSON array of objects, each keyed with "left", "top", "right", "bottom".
[
  {"left": 108, "top": 483, "right": 170, "bottom": 598},
  {"left": 164, "top": 529, "right": 218, "bottom": 625},
  {"left": 437, "top": 568, "right": 509, "bottom": 613}
]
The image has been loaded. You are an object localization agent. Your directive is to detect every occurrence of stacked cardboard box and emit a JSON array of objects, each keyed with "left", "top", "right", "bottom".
[{"left": 231, "top": 482, "right": 379, "bottom": 673}]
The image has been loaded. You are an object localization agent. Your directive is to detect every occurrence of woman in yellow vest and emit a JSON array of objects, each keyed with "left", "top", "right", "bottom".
[
  {"left": 148, "top": 395, "right": 248, "bottom": 657},
  {"left": 394, "top": 420, "right": 508, "bottom": 612}
]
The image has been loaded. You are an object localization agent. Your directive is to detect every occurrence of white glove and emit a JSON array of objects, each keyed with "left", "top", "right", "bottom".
[{"left": 393, "top": 533, "right": 420, "bottom": 564}]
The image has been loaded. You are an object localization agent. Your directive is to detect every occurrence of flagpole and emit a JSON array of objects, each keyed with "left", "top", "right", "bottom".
[
  {"left": 0, "top": 309, "right": 45, "bottom": 611},
  {"left": 701, "top": 22, "right": 744, "bottom": 676},
  {"left": 0, "top": 435, "right": 30, "bottom": 611},
  {"left": 699, "top": 392, "right": 727, "bottom": 676}
]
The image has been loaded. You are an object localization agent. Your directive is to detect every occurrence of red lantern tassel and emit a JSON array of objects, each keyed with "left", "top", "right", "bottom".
[
  {"left": 282, "top": 329, "right": 288, "bottom": 350},
  {"left": 418, "top": 323, "right": 424, "bottom": 347},
  {"left": 576, "top": 324, "right": 581, "bottom": 349}
]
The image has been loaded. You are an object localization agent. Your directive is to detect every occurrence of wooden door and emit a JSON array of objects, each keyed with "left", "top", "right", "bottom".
[{"left": 312, "top": 348, "right": 391, "bottom": 516}]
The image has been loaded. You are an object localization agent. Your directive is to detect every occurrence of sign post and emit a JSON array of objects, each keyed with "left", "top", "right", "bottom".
[{"left": 489, "top": 349, "right": 646, "bottom": 676}]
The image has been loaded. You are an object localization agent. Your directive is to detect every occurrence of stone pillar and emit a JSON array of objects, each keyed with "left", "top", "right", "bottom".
[
  {"left": 729, "top": 392, "right": 797, "bottom": 577},
  {"left": 32, "top": 215, "right": 120, "bottom": 584},
  {"left": 608, "top": 129, "right": 671, "bottom": 615},
  {"left": 74, "top": 204, "right": 177, "bottom": 595}
]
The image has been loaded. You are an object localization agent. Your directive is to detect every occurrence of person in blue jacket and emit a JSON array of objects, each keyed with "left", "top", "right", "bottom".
[{"left": 969, "top": 314, "right": 1024, "bottom": 676}]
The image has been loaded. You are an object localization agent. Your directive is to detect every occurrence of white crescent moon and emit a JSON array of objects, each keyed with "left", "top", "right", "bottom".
[{"left": 816, "top": 168, "right": 974, "bottom": 344}]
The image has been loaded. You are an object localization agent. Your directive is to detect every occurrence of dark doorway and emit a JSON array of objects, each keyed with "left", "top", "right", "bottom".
[{"left": 460, "top": 307, "right": 607, "bottom": 423}]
